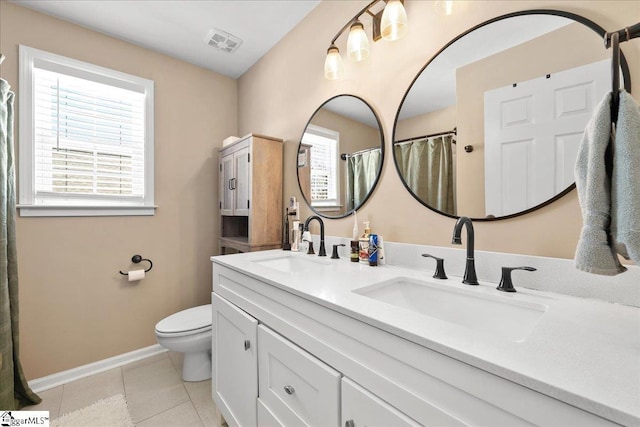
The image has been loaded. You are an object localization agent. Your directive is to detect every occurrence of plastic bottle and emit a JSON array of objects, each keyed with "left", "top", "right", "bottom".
[
  {"left": 359, "top": 221, "right": 371, "bottom": 263},
  {"left": 350, "top": 211, "right": 360, "bottom": 262}
]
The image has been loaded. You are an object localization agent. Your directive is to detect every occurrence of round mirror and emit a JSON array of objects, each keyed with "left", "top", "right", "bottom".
[
  {"left": 298, "top": 95, "right": 384, "bottom": 218},
  {"left": 393, "top": 10, "right": 631, "bottom": 220}
]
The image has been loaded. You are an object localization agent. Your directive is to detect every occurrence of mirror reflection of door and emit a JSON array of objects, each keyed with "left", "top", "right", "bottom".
[
  {"left": 394, "top": 11, "right": 630, "bottom": 220},
  {"left": 484, "top": 59, "right": 610, "bottom": 217},
  {"left": 298, "top": 95, "right": 384, "bottom": 219}
]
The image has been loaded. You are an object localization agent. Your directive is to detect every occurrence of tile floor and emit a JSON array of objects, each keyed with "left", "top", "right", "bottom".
[{"left": 28, "top": 351, "right": 223, "bottom": 426}]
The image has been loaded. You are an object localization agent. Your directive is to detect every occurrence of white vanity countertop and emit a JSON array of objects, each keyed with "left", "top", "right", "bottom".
[{"left": 211, "top": 249, "right": 640, "bottom": 426}]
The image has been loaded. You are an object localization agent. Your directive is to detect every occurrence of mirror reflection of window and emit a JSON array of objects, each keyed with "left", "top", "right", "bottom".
[{"left": 303, "top": 124, "right": 341, "bottom": 208}]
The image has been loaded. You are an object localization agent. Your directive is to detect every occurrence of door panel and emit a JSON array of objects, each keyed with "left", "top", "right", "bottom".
[
  {"left": 212, "top": 293, "right": 258, "bottom": 427},
  {"left": 484, "top": 58, "right": 609, "bottom": 216}
]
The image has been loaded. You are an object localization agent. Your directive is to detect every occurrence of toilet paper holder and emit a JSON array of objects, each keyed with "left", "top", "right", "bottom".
[{"left": 119, "top": 254, "right": 153, "bottom": 276}]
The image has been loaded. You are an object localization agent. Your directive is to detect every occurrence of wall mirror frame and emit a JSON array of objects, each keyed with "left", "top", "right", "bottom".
[
  {"left": 297, "top": 94, "right": 385, "bottom": 219},
  {"left": 392, "top": 9, "right": 631, "bottom": 221}
]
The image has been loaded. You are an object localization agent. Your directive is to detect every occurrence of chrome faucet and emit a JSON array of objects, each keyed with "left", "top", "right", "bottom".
[
  {"left": 303, "top": 215, "right": 326, "bottom": 257},
  {"left": 452, "top": 216, "right": 479, "bottom": 285}
]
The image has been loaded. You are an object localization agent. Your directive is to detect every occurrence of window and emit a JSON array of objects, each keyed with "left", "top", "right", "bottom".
[
  {"left": 302, "top": 125, "right": 340, "bottom": 208},
  {"left": 18, "top": 45, "right": 155, "bottom": 216}
]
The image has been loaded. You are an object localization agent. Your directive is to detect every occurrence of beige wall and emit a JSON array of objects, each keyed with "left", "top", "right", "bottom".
[
  {"left": 238, "top": 0, "right": 639, "bottom": 259},
  {"left": 0, "top": 2, "right": 238, "bottom": 378},
  {"left": 456, "top": 22, "right": 611, "bottom": 217},
  {"left": 395, "top": 105, "right": 457, "bottom": 141}
]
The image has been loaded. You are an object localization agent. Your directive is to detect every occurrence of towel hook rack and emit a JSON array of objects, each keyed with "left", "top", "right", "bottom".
[{"left": 119, "top": 255, "right": 153, "bottom": 275}]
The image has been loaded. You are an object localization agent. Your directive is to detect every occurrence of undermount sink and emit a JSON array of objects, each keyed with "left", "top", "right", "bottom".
[
  {"left": 252, "top": 255, "right": 325, "bottom": 273},
  {"left": 353, "top": 277, "right": 548, "bottom": 342}
]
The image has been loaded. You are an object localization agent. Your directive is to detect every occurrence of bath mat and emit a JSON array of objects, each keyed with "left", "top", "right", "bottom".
[{"left": 51, "top": 394, "right": 134, "bottom": 427}]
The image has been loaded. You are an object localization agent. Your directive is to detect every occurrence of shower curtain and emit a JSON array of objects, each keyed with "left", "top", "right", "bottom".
[
  {"left": 346, "top": 148, "right": 381, "bottom": 211},
  {"left": 394, "top": 135, "right": 455, "bottom": 215},
  {"left": 0, "top": 78, "right": 41, "bottom": 409}
]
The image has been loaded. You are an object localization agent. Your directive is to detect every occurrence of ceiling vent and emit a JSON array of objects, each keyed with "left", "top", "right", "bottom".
[{"left": 204, "top": 28, "right": 243, "bottom": 54}]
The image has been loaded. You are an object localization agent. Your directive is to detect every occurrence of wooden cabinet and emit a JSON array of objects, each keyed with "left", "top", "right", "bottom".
[
  {"left": 218, "top": 134, "right": 283, "bottom": 254},
  {"left": 211, "top": 293, "right": 258, "bottom": 427}
]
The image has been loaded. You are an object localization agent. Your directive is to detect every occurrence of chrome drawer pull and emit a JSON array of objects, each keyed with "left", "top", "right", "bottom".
[
  {"left": 284, "top": 385, "right": 295, "bottom": 395},
  {"left": 244, "top": 340, "right": 250, "bottom": 351}
]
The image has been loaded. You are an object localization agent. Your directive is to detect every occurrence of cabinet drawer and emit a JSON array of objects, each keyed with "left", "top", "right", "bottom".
[
  {"left": 258, "top": 325, "right": 341, "bottom": 426},
  {"left": 258, "top": 398, "right": 283, "bottom": 427},
  {"left": 342, "top": 377, "right": 421, "bottom": 427}
]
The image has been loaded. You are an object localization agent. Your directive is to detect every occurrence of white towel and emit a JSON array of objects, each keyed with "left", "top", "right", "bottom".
[
  {"left": 574, "top": 92, "right": 626, "bottom": 275},
  {"left": 611, "top": 90, "right": 640, "bottom": 264}
]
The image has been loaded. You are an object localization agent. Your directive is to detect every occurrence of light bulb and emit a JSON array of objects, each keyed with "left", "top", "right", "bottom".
[
  {"left": 381, "top": 0, "right": 408, "bottom": 41},
  {"left": 347, "top": 20, "right": 369, "bottom": 62},
  {"left": 434, "top": 0, "right": 453, "bottom": 16},
  {"left": 324, "top": 44, "right": 344, "bottom": 80}
]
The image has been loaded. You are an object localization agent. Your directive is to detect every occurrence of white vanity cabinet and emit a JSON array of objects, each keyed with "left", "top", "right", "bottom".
[
  {"left": 211, "top": 260, "right": 623, "bottom": 427},
  {"left": 211, "top": 293, "right": 258, "bottom": 427},
  {"left": 341, "top": 378, "right": 421, "bottom": 427}
]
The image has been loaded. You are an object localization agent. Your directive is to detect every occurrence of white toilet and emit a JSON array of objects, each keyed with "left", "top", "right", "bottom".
[{"left": 155, "top": 304, "right": 212, "bottom": 382}]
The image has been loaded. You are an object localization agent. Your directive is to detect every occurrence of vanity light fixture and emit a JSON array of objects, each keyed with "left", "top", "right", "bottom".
[
  {"left": 347, "top": 20, "right": 370, "bottom": 61},
  {"left": 324, "top": 0, "right": 408, "bottom": 80}
]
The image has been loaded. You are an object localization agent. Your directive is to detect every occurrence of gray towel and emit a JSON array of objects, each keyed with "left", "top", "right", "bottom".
[
  {"left": 611, "top": 90, "right": 640, "bottom": 264},
  {"left": 574, "top": 92, "right": 626, "bottom": 275}
]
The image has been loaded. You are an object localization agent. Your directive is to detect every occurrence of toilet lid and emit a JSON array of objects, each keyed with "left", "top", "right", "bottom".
[{"left": 155, "top": 304, "right": 212, "bottom": 334}]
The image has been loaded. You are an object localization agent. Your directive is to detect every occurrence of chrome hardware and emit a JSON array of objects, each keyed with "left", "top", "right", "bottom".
[
  {"left": 244, "top": 340, "right": 250, "bottom": 351},
  {"left": 345, "top": 420, "right": 355, "bottom": 427},
  {"left": 284, "top": 385, "right": 295, "bottom": 395}
]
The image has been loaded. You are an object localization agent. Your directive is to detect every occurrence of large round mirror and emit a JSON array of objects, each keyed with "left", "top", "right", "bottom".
[
  {"left": 298, "top": 95, "right": 384, "bottom": 218},
  {"left": 393, "top": 10, "right": 630, "bottom": 220}
]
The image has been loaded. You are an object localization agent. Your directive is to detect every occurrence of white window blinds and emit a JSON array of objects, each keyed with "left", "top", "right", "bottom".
[
  {"left": 19, "top": 46, "right": 155, "bottom": 216},
  {"left": 302, "top": 125, "right": 340, "bottom": 206},
  {"left": 34, "top": 68, "right": 145, "bottom": 197}
]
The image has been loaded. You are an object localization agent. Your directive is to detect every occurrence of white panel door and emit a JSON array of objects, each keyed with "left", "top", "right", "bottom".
[
  {"left": 212, "top": 293, "right": 258, "bottom": 427},
  {"left": 484, "top": 59, "right": 609, "bottom": 217}
]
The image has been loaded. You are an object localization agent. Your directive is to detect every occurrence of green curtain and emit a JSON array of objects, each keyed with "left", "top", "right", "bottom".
[
  {"left": 0, "top": 78, "right": 41, "bottom": 410},
  {"left": 394, "top": 135, "right": 455, "bottom": 215},
  {"left": 346, "top": 148, "right": 381, "bottom": 211}
]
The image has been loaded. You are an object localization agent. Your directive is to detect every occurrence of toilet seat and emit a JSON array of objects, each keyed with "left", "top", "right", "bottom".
[{"left": 155, "top": 304, "right": 211, "bottom": 337}]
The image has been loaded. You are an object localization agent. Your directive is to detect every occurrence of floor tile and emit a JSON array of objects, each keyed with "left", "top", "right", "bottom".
[
  {"left": 184, "top": 379, "right": 221, "bottom": 426},
  {"left": 137, "top": 401, "right": 204, "bottom": 427},
  {"left": 58, "top": 367, "right": 125, "bottom": 415},
  {"left": 123, "top": 356, "right": 189, "bottom": 422},
  {"left": 168, "top": 351, "right": 184, "bottom": 378},
  {"left": 28, "top": 386, "right": 63, "bottom": 420}
]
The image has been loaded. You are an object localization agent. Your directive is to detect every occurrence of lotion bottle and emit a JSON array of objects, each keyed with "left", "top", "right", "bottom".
[{"left": 359, "top": 221, "right": 371, "bottom": 264}]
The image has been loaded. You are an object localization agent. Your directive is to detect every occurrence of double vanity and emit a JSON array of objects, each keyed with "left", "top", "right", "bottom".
[{"left": 210, "top": 240, "right": 640, "bottom": 427}]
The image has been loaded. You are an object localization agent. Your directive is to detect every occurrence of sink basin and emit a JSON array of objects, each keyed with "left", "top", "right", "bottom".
[
  {"left": 252, "top": 255, "right": 325, "bottom": 273},
  {"left": 353, "top": 277, "right": 548, "bottom": 342}
]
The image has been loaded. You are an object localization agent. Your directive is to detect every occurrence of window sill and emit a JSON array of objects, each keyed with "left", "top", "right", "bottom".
[{"left": 17, "top": 204, "right": 157, "bottom": 217}]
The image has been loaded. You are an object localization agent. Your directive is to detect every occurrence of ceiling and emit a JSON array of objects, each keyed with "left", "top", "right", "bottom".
[{"left": 12, "top": 0, "right": 321, "bottom": 79}]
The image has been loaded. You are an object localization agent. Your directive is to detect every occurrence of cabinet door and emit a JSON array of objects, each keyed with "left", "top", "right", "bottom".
[
  {"left": 220, "top": 153, "right": 235, "bottom": 216},
  {"left": 233, "top": 146, "right": 251, "bottom": 216},
  {"left": 212, "top": 293, "right": 258, "bottom": 427},
  {"left": 342, "top": 377, "right": 420, "bottom": 427}
]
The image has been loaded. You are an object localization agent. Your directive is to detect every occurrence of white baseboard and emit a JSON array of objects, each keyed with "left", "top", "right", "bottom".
[{"left": 29, "top": 344, "right": 168, "bottom": 392}]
